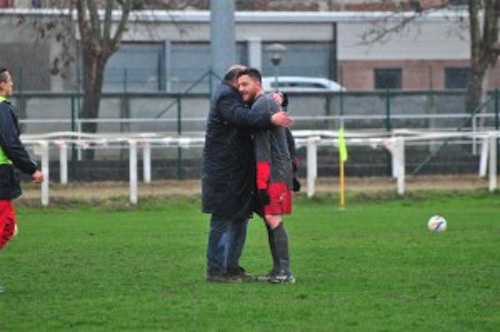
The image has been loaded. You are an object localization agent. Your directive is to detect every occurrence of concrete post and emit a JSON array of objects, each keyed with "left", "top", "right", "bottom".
[{"left": 210, "top": 0, "right": 236, "bottom": 87}]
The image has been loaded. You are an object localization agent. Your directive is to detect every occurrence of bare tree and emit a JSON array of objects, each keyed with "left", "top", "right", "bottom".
[
  {"left": 465, "top": 0, "right": 500, "bottom": 113},
  {"left": 360, "top": 0, "right": 500, "bottom": 115},
  {"left": 75, "top": 0, "right": 132, "bottom": 160}
]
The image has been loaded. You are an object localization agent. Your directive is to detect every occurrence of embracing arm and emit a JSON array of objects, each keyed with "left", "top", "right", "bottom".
[{"left": 217, "top": 93, "right": 292, "bottom": 129}]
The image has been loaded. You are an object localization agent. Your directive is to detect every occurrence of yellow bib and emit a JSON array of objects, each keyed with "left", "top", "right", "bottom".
[{"left": 0, "top": 95, "right": 13, "bottom": 164}]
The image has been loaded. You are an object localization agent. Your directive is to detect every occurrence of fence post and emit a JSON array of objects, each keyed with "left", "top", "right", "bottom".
[
  {"left": 395, "top": 137, "right": 406, "bottom": 195},
  {"left": 495, "top": 88, "right": 499, "bottom": 130},
  {"left": 56, "top": 140, "right": 68, "bottom": 184},
  {"left": 143, "top": 141, "right": 151, "bottom": 183},
  {"left": 176, "top": 94, "right": 183, "bottom": 179},
  {"left": 385, "top": 89, "right": 392, "bottom": 132},
  {"left": 385, "top": 90, "right": 393, "bottom": 176},
  {"left": 385, "top": 137, "right": 405, "bottom": 192},
  {"left": 70, "top": 93, "right": 78, "bottom": 181},
  {"left": 479, "top": 137, "right": 489, "bottom": 177},
  {"left": 306, "top": 136, "right": 319, "bottom": 198},
  {"left": 496, "top": 89, "right": 499, "bottom": 181},
  {"left": 39, "top": 140, "right": 50, "bottom": 206},
  {"left": 488, "top": 133, "right": 497, "bottom": 192}
]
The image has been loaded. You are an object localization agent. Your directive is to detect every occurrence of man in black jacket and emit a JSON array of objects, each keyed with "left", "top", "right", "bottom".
[
  {"left": 0, "top": 67, "right": 44, "bottom": 294},
  {"left": 202, "top": 65, "right": 291, "bottom": 282}
]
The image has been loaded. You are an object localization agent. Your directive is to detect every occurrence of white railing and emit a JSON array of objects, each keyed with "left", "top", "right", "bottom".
[
  {"left": 22, "top": 129, "right": 499, "bottom": 206},
  {"left": 20, "top": 112, "right": 498, "bottom": 133}
]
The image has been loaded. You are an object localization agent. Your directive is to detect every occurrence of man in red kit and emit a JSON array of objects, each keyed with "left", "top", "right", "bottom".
[
  {"left": 0, "top": 67, "right": 44, "bottom": 294},
  {"left": 237, "top": 68, "right": 296, "bottom": 284}
]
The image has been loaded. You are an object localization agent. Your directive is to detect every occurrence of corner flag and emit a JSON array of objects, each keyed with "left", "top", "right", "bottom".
[
  {"left": 338, "top": 124, "right": 348, "bottom": 209},
  {"left": 338, "top": 126, "right": 348, "bottom": 162}
]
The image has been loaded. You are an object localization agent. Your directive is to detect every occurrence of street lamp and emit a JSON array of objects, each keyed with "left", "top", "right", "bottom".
[{"left": 265, "top": 43, "right": 287, "bottom": 90}]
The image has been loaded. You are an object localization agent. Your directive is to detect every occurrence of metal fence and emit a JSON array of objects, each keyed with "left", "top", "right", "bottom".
[
  {"left": 14, "top": 89, "right": 500, "bottom": 134},
  {"left": 22, "top": 130, "right": 500, "bottom": 205},
  {"left": 13, "top": 89, "right": 500, "bottom": 182}
]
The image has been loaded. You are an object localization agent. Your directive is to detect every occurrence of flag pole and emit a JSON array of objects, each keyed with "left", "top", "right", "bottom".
[
  {"left": 338, "top": 70, "right": 347, "bottom": 209},
  {"left": 340, "top": 158, "right": 345, "bottom": 209}
]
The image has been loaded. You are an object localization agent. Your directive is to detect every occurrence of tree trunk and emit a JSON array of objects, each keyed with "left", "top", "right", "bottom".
[
  {"left": 80, "top": 47, "right": 107, "bottom": 160},
  {"left": 465, "top": 0, "right": 499, "bottom": 120},
  {"left": 464, "top": 61, "right": 487, "bottom": 114},
  {"left": 74, "top": 0, "right": 133, "bottom": 160}
]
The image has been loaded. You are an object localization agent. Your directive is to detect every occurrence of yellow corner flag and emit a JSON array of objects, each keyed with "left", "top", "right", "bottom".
[
  {"left": 339, "top": 125, "right": 348, "bottom": 209},
  {"left": 338, "top": 127, "right": 348, "bottom": 162}
]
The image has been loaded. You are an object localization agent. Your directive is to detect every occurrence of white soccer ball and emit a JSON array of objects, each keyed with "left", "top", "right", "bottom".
[{"left": 427, "top": 215, "right": 447, "bottom": 232}]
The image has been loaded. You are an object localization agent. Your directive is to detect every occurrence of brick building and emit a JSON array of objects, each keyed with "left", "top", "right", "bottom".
[{"left": 0, "top": 2, "right": 498, "bottom": 92}]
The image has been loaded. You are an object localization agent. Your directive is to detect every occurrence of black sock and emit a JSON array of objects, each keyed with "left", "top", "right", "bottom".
[
  {"left": 272, "top": 223, "right": 291, "bottom": 273},
  {"left": 266, "top": 224, "right": 279, "bottom": 273}
]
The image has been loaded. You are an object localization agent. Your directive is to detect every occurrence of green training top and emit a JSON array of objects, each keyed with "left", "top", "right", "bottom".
[{"left": 0, "top": 95, "right": 13, "bottom": 164}]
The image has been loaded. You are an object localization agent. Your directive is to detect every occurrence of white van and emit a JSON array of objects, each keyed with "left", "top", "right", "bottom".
[{"left": 262, "top": 76, "right": 346, "bottom": 92}]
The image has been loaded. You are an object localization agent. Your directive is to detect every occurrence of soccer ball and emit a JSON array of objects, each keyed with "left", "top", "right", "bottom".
[{"left": 427, "top": 215, "right": 447, "bottom": 232}]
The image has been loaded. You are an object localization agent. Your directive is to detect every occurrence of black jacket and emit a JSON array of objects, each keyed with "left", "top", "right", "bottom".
[
  {"left": 201, "top": 82, "right": 273, "bottom": 218},
  {"left": 0, "top": 100, "right": 38, "bottom": 200}
]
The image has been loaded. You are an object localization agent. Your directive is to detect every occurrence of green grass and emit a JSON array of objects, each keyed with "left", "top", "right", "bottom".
[{"left": 0, "top": 193, "right": 499, "bottom": 331}]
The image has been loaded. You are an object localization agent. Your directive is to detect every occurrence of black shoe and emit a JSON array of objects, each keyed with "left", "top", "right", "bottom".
[
  {"left": 206, "top": 273, "right": 241, "bottom": 283},
  {"left": 226, "top": 267, "right": 253, "bottom": 282},
  {"left": 268, "top": 271, "right": 296, "bottom": 284},
  {"left": 253, "top": 270, "right": 278, "bottom": 282}
]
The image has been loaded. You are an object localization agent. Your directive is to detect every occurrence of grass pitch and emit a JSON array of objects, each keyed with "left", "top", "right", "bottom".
[{"left": 0, "top": 192, "right": 499, "bottom": 331}]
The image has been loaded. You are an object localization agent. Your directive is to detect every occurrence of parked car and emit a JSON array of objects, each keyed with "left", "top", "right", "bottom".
[{"left": 262, "top": 76, "right": 346, "bottom": 92}]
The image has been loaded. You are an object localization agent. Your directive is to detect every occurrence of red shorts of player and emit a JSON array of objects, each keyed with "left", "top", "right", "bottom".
[
  {"left": 263, "top": 182, "right": 293, "bottom": 216},
  {"left": 0, "top": 200, "right": 17, "bottom": 249}
]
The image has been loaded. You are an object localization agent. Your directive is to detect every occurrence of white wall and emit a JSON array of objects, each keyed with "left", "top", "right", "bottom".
[{"left": 337, "top": 15, "right": 470, "bottom": 61}]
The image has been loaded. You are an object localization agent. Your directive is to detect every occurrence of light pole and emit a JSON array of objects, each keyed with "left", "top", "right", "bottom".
[{"left": 265, "top": 43, "right": 287, "bottom": 90}]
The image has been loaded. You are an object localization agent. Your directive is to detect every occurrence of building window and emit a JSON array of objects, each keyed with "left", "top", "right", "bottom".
[
  {"left": 261, "top": 42, "right": 336, "bottom": 80},
  {"left": 449, "top": 0, "right": 468, "bottom": 6},
  {"left": 445, "top": 67, "right": 470, "bottom": 89},
  {"left": 374, "top": 68, "right": 402, "bottom": 90},
  {"left": 31, "top": 0, "right": 42, "bottom": 8},
  {"left": 102, "top": 42, "right": 166, "bottom": 92}
]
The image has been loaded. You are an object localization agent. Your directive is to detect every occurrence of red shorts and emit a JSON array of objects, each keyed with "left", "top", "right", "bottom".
[
  {"left": 0, "top": 200, "right": 17, "bottom": 249},
  {"left": 263, "top": 182, "right": 293, "bottom": 216}
]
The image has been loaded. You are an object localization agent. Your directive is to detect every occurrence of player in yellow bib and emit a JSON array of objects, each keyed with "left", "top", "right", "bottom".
[{"left": 0, "top": 67, "right": 44, "bottom": 294}]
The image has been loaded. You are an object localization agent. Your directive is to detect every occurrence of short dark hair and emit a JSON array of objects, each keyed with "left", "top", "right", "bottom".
[
  {"left": 0, "top": 68, "right": 8, "bottom": 83},
  {"left": 237, "top": 67, "right": 262, "bottom": 83}
]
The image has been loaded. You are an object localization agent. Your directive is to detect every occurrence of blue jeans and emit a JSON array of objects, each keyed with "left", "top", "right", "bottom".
[{"left": 206, "top": 214, "right": 248, "bottom": 275}]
